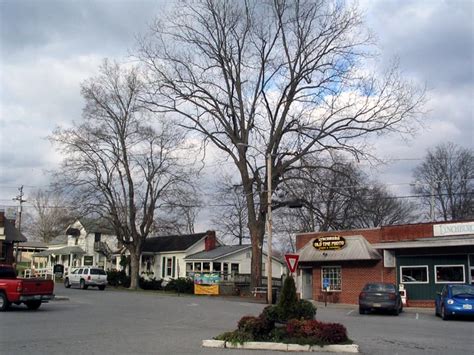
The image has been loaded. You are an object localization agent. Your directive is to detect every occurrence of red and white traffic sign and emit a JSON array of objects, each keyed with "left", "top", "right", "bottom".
[{"left": 285, "top": 254, "right": 300, "bottom": 273}]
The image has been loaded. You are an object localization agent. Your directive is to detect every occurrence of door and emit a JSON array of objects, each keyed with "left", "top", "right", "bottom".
[{"left": 302, "top": 269, "right": 313, "bottom": 299}]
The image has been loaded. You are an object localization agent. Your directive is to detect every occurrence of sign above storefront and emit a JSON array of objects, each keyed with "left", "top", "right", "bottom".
[
  {"left": 313, "top": 236, "right": 346, "bottom": 251},
  {"left": 433, "top": 222, "right": 474, "bottom": 237}
]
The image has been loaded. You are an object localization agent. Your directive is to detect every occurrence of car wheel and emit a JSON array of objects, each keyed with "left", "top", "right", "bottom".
[
  {"left": 441, "top": 305, "right": 449, "bottom": 321},
  {"left": 359, "top": 307, "right": 366, "bottom": 315},
  {"left": 0, "top": 292, "right": 10, "bottom": 312},
  {"left": 80, "top": 279, "right": 87, "bottom": 290},
  {"left": 98, "top": 285, "right": 105, "bottom": 291},
  {"left": 64, "top": 278, "right": 71, "bottom": 288},
  {"left": 26, "top": 300, "right": 42, "bottom": 310},
  {"left": 392, "top": 307, "right": 400, "bottom": 316}
]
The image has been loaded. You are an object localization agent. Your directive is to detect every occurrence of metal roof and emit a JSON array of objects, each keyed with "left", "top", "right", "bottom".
[
  {"left": 33, "top": 246, "right": 86, "bottom": 257},
  {"left": 299, "top": 235, "right": 381, "bottom": 262},
  {"left": 372, "top": 234, "right": 474, "bottom": 250},
  {"left": 143, "top": 232, "right": 207, "bottom": 253},
  {"left": 185, "top": 245, "right": 251, "bottom": 260}
]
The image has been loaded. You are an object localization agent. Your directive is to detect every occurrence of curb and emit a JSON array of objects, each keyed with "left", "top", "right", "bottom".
[
  {"left": 202, "top": 340, "right": 359, "bottom": 353},
  {"left": 52, "top": 296, "right": 69, "bottom": 301}
]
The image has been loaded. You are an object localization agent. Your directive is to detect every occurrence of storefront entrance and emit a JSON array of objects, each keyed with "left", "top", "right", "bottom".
[{"left": 301, "top": 268, "right": 313, "bottom": 299}]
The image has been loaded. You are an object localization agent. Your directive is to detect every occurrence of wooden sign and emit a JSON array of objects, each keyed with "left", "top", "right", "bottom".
[{"left": 313, "top": 236, "right": 346, "bottom": 251}]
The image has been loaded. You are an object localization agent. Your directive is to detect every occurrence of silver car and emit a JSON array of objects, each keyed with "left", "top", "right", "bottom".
[{"left": 64, "top": 267, "right": 108, "bottom": 290}]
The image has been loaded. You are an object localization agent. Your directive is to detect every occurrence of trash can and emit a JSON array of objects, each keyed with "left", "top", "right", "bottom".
[{"left": 53, "top": 264, "right": 64, "bottom": 277}]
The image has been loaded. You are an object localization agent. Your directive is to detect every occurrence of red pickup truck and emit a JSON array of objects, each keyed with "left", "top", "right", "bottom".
[{"left": 0, "top": 264, "right": 55, "bottom": 311}]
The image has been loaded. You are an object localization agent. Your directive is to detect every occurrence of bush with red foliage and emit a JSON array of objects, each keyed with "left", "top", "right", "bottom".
[{"left": 285, "top": 319, "right": 348, "bottom": 344}]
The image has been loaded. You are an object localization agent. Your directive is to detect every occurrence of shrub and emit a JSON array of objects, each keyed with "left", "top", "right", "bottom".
[
  {"left": 316, "top": 322, "right": 348, "bottom": 344},
  {"left": 237, "top": 315, "right": 272, "bottom": 339},
  {"left": 215, "top": 330, "right": 254, "bottom": 344},
  {"left": 277, "top": 276, "right": 302, "bottom": 321},
  {"left": 164, "top": 277, "right": 194, "bottom": 293},
  {"left": 284, "top": 319, "right": 348, "bottom": 345},
  {"left": 293, "top": 299, "right": 317, "bottom": 320},
  {"left": 260, "top": 305, "right": 279, "bottom": 324},
  {"left": 107, "top": 270, "right": 130, "bottom": 287},
  {"left": 139, "top": 277, "right": 163, "bottom": 290}
]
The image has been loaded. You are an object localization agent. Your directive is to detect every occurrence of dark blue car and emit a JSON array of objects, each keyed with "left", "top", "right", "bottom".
[{"left": 435, "top": 284, "right": 474, "bottom": 320}]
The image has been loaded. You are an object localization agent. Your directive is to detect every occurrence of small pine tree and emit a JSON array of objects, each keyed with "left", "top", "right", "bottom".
[{"left": 278, "top": 275, "right": 298, "bottom": 320}]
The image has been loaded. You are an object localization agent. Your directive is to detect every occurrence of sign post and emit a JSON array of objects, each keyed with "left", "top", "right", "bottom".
[
  {"left": 323, "top": 278, "right": 330, "bottom": 307},
  {"left": 285, "top": 254, "right": 300, "bottom": 275}
]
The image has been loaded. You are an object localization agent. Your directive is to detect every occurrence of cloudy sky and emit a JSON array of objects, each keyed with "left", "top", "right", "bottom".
[{"left": 0, "top": 0, "right": 473, "bottom": 225}]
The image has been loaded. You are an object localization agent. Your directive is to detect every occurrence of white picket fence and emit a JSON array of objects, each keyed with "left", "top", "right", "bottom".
[{"left": 23, "top": 267, "right": 54, "bottom": 280}]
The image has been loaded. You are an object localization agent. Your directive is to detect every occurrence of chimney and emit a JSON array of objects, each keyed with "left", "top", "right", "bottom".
[{"left": 204, "top": 230, "right": 216, "bottom": 251}]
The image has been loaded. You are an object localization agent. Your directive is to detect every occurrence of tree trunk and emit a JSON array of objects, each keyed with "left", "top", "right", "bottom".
[
  {"left": 249, "top": 223, "right": 265, "bottom": 289},
  {"left": 129, "top": 249, "right": 140, "bottom": 289}
]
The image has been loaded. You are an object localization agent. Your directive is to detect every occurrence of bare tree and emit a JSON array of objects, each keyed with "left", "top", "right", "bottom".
[
  {"left": 412, "top": 142, "right": 474, "bottom": 221},
  {"left": 139, "top": 0, "right": 424, "bottom": 287},
  {"left": 22, "top": 189, "right": 76, "bottom": 243},
  {"left": 51, "top": 60, "right": 191, "bottom": 289},
  {"left": 211, "top": 174, "right": 249, "bottom": 245}
]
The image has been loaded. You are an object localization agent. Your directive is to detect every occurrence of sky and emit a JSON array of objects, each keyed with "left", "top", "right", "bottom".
[{"left": 0, "top": 0, "right": 473, "bottom": 228}]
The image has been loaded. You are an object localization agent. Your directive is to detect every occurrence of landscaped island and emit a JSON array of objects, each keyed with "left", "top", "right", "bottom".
[{"left": 209, "top": 277, "right": 354, "bottom": 350}]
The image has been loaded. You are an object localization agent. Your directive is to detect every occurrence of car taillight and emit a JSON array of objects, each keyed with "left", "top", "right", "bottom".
[
  {"left": 389, "top": 293, "right": 396, "bottom": 300},
  {"left": 359, "top": 292, "right": 366, "bottom": 299},
  {"left": 88, "top": 275, "right": 91, "bottom": 280},
  {"left": 16, "top": 280, "right": 23, "bottom": 292}
]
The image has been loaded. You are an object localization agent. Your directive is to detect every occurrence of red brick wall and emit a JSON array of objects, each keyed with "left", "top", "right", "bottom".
[{"left": 310, "top": 262, "right": 396, "bottom": 304}]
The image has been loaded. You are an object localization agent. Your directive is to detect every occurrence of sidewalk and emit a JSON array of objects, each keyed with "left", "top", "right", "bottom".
[{"left": 310, "top": 300, "right": 434, "bottom": 314}]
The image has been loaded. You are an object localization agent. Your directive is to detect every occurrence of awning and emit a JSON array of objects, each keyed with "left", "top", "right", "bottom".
[
  {"left": 372, "top": 234, "right": 474, "bottom": 250},
  {"left": 299, "top": 235, "right": 381, "bottom": 262},
  {"left": 33, "top": 246, "right": 86, "bottom": 257}
]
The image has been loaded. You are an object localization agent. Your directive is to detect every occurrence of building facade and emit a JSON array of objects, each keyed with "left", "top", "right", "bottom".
[{"left": 296, "top": 220, "right": 474, "bottom": 307}]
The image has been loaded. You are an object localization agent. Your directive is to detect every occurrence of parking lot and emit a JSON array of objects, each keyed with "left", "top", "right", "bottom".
[{"left": 0, "top": 287, "right": 473, "bottom": 354}]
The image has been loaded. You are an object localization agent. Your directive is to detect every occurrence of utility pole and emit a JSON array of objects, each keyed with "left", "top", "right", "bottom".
[
  {"left": 12, "top": 185, "right": 26, "bottom": 263},
  {"left": 267, "top": 153, "right": 273, "bottom": 305}
]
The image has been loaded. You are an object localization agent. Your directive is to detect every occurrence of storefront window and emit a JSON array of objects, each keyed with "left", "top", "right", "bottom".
[
  {"left": 435, "top": 265, "right": 465, "bottom": 283},
  {"left": 321, "top": 266, "right": 341, "bottom": 291},
  {"left": 400, "top": 266, "right": 428, "bottom": 283},
  {"left": 212, "top": 262, "right": 221, "bottom": 272},
  {"left": 203, "top": 262, "right": 210, "bottom": 272},
  {"left": 0, "top": 242, "right": 5, "bottom": 261},
  {"left": 194, "top": 262, "right": 201, "bottom": 271},
  {"left": 231, "top": 263, "right": 239, "bottom": 275}
]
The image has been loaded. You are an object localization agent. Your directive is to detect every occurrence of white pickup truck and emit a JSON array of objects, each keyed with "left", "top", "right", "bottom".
[{"left": 64, "top": 267, "right": 108, "bottom": 290}]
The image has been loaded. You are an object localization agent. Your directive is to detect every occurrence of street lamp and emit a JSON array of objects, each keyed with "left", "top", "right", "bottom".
[{"left": 236, "top": 143, "right": 302, "bottom": 304}]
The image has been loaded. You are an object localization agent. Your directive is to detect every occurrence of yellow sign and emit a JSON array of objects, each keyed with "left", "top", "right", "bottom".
[
  {"left": 313, "top": 236, "right": 346, "bottom": 250},
  {"left": 194, "top": 284, "right": 219, "bottom": 295}
]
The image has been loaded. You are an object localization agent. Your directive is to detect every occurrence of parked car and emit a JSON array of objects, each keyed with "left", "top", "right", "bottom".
[
  {"left": 435, "top": 284, "right": 474, "bottom": 320},
  {"left": 64, "top": 267, "right": 108, "bottom": 290},
  {"left": 0, "top": 264, "right": 55, "bottom": 311},
  {"left": 359, "top": 282, "right": 403, "bottom": 315}
]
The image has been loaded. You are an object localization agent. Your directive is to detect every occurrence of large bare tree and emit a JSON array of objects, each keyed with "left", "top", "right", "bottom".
[
  {"left": 412, "top": 142, "right": 474, "bottom": 221},
  {"left": 22, "top": 189, "right": 76, "bottom": 243},
  {"left": 51, "top": 60, "right": 191, "bottom": 288},
  {"left": 139, "top": 0, "right": 423, "bottom": 287}
]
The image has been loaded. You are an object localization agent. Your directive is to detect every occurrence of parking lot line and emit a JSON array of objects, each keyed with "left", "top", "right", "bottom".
[{"left": 346, "top": 310, "right": 354, "bottom": 315}]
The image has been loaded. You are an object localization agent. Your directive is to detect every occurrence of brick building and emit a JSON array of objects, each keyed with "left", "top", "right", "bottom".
[
  {"left": 295, "top": 220, "right": 474, "bottom": 307},
  {"left": 0, "top": 211, "right": 27, "bottom": 264}
]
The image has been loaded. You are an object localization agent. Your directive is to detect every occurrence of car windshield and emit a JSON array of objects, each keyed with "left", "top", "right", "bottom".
[
  {"left": 363, "top": 283, "right": 396, "bottom": 292},
  {"left": 451, "top": 285, "right": 474, "bottom": 296},
  {"left": 90, "top": 269, "right": 106, "bottom": 275}
]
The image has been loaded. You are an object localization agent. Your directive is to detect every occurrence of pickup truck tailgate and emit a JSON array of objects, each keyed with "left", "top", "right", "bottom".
[{"left": 20, "top": 278, "right": 55, "bottom": 296}]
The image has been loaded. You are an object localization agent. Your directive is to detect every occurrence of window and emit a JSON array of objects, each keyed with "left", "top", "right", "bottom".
[
  {"left": 435, "top": 265, "right": 465, "bottom": 283},
  {"left": 0, "top": 242, "right": 6, "bottom": 260},
  {"left": 262, "top": 263, "right": 265, "bottom": 272},
  {"left": 194, "top": 262, "right": 201, "bottom": 271},
  {"left": 321, "top": 266, "right": 341, "bottom": 291},
  {"left": 90, "top": 268, "right": 106, "bottom": 275},
  {"left": 94, "top": 233, "right": 101, "bottom": 243},
  {"left": 78, "top": 269, "right": 83, "bottom": 275},
  {"left": 231, "top": 263, "right": 239, "bottom": 275},
  {"left": 166, "top": 258, "right": 173, "bottom": 277},
  {"left": 203, "top": 262, "right": 210, "bottom": 272},
  {"left": 186, "top": 262, "right": 193, "bottom": 272},
  {"left": 400, "top": 266, "right": 429, "bottom": 283},
  {"left": 213, "top": 262, "right": 221, "bottom": 272}
]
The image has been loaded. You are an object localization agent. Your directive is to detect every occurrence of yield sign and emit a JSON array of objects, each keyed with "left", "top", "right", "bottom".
[{"left": 285, "top": 254, "right": 300, "bottom": 273}]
